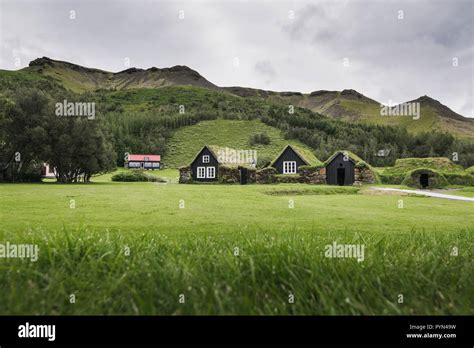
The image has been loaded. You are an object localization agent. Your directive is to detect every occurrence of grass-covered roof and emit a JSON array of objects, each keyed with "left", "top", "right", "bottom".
[
  {"left": 270, "top": 145, "right": 323, "bottom": 167},
  {"left": 191, "top": 145, "right": 256, "bottom": 168},
  {"left": 324, "top": 150, "right": 366, "bottom": 165},
  {"left": 381, "top": 157, "right": 465, "bottom": 176}
]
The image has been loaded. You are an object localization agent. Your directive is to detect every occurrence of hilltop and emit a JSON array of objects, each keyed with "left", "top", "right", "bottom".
[{"left": 26, "top": 57, "right": 219, "bottom": 93}]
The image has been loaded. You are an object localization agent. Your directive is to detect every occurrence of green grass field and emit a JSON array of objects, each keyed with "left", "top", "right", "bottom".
[{"left": 0, "top": 174, "right": 472, "bottom": 315}]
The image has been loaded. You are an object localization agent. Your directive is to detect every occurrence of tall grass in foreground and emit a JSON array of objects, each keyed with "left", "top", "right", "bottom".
[{"left": 0, "top": 227, "right": 471, "bottom": 315}]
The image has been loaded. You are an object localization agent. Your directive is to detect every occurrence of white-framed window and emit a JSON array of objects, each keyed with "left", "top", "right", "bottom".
[
  {"left": 207, "top": 166, "right": 215, "bottom": 178},
  {"left": 283, "top": 161, "right": 297, "bottom": 174},
  {"left": 202, "top": 155, "right": 210, "bottom": 163},
  {"left": 197, "top": 167, "right": 206, "bottom": 178},
  {"left": 129, "top": 162, "right": 141, "bottom": 168}
]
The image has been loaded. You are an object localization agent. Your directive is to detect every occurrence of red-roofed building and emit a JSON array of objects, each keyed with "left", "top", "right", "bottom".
[{"left": 126, "top": 154, "right": 161, "bottom": 170}]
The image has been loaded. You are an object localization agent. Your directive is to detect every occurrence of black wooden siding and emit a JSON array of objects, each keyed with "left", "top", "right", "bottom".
[
  {"left": 272, "top": 146, "right": 307, "bottom": 174},
  {"left": 325, "top": 153, "right": 355, "bottom": 185},
  {"left": 191, "top": 147, "right": 219, "bottom": 182}
]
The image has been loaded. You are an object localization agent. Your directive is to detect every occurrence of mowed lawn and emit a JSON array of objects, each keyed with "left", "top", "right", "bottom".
[{"left": 0, "top": 176, "right": 472, "bottom": 315}]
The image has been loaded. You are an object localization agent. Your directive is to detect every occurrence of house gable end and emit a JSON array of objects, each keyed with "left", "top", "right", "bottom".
[
  {"left": 271, "top": 145, "right": 309, "bottom": 167},
  {"left": 326, "top": 152, "right": 357, "bottom": 166},
  {"left": 190, "top": 146, "right": 218, "bottom": 167}
]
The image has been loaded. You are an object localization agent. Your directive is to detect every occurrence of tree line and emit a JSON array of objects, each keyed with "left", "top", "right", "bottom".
[
  {"left": 0, "top": 87, "right": 115, "bottom": 182},
  {"left": 1, "top": 80, "right": 473, "bottom": 183}
]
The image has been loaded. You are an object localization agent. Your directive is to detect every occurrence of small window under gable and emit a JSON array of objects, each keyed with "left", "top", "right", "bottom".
[{"left": 203, "top": 155, "right": 210, "bottom": 163}]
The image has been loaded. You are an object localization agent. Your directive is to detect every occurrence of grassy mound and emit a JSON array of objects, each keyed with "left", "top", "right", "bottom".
[
  {"left": 388, "top": 157, "right": 463, "bottom": 173},
  {"left": 380, "top": 157, "right": 470, "bottom": 185},
  {"left": 442, "top": 172, "right": 474, "bottom": 186},
  {"left": 111, "top": 170, "right": 166, "bottom": 182},
  {"left": 401, "top": 168, "right": 449, "bottom": 189}
]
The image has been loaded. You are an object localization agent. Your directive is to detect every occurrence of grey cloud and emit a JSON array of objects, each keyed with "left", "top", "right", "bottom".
[
  {"left": 0, "top": 0, "right": 472, "bottom": 117},
  {"left": 254, "top": 60, "right": 277, "bottom": 84}
]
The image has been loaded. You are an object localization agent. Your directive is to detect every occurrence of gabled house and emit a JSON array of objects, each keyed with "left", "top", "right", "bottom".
[
  {"left": 270, "top": 145, "right": 322, "bottom": 174},
  {"left": 325, "top": 150, "right": 378, "bottom": 186},
  {"left": 180, "top": 145, "right": 257, "bottom": 184},
  {"left": 126, "top": 154, "right": 161, "bottom": 170},
  {"left": 189, "top": 146, "right": 219, "bottom": 182},
  {"left": 325, "top": 151, "right": 356, "bottom": 185}
]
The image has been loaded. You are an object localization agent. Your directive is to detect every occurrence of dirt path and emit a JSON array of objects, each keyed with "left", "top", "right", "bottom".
[{"left": 372, "top": 187, "right": 474, "bottom": 202}]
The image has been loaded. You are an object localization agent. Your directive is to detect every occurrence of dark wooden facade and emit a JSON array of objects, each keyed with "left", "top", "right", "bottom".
[
  {"left": 271, "top": 146, "right": 309, "bottom": 174},
  {"left": 190, "top": 146, "right": 219, "bottom": 182},
  {"left": 326, "top": 152, "right": 355, "bottom": 186}
]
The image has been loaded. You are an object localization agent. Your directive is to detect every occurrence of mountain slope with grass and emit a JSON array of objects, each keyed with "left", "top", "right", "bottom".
[
  {"left": 225, "top": 87, "right": 474, "bottom": 138},
  {"left": 8, "top": 56, "right": 472, "bottom": 138}
]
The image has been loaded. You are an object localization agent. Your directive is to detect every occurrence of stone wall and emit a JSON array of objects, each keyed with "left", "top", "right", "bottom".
[
  {"left": 179, "top": 165, "right": 257, "bottom": 184},
  {"left": 354, "top": 164, "right": 377, "bottom": 185},
  {"left": 256, "top": 166, "right": 326, "bottom": 184},
  {"left": 219, "top": 166, "right": 256, "bottom": 184},
  {"left": 256, "top": 167, "right": 278, "bottom": 184},
  {"left": 299, "top": 166, "right": 326, "bottom": 184},
  {"left": 179, "top": 166, "right": 192, "bottom": 184}
]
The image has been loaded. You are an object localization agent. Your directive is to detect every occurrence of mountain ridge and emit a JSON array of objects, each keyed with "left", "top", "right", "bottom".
[{"left": 8, "top": 56, "right": 472, "bottom": 138}]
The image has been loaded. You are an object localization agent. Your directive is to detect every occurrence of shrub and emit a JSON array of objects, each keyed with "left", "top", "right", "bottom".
[
  {"left": 249, "top": 132, "right": 271, "bottom": 146},
  {"left": 218, "top": 166, "right": 239, "bottom": 184},
  {"left": 111, "top": 171, "right": 166, "bottom": 182},
  {"left": 256, "top": 167, "right": 277, "bottom": 184}
]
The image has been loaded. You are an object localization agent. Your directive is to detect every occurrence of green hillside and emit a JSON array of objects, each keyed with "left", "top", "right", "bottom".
[
  {"left": 165, "top": 119, "right": 314, "bottom": 168},
  {"left": 338, "top": 99, "right": 474, "bottom": 139},
  {"left": 294, "top": 94, "right": 474, "bottom": 139},
  {"left": 227, "top": 88, "right": 474, "bottom": 139},
  {"left": 16, "top": 57, "right": 474, "bottom": 139}
]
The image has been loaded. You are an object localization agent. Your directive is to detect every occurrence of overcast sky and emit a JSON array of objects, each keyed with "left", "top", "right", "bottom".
[{"left": 0, "top": 0, "right": 473, "bottom": 117}]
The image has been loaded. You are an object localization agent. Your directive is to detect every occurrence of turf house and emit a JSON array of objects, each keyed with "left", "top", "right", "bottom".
[
  {"left": 325, "top": 151, "right": 378, "bottom": 186},
  {"left": 179, "top": 145, "right": 257, "bottom": 184}
]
